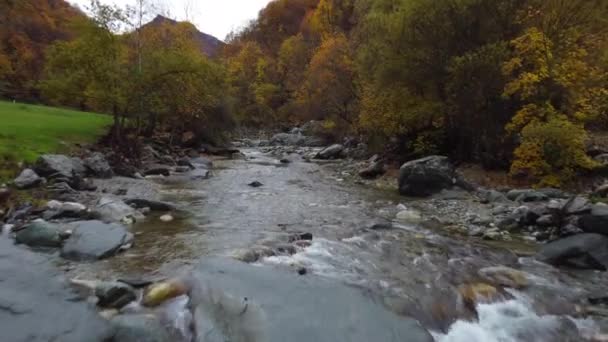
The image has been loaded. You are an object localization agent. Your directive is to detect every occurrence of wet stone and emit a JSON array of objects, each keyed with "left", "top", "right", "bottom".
[{"left": 248, "top": 181, "right": 263, "bottom": 188}]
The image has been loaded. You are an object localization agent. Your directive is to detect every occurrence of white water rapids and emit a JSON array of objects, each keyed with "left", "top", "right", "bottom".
[{"left": 261, "top": 238, "right": 601, "bottom": 342}]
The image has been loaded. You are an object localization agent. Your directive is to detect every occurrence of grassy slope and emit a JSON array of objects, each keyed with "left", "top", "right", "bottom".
[{"left": 0, "top": 101, "right": 111, "bottom": 179}]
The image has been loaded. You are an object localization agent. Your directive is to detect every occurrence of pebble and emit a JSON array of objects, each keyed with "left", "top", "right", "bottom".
[{"left": 160, "top": 214, "right": 174, "bottom": 222}]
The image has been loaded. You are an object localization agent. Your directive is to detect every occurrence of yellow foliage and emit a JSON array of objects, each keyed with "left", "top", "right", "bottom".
[{"left": 510, "top": 116, "right": 596, "bottom": 186}]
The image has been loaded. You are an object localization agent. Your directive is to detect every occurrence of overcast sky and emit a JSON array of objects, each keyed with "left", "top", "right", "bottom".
[{"left": 67, "top": 0, "right": 272, "bottom": 41}]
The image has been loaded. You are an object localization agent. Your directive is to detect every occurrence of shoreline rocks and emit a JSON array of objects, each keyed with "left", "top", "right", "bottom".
[{"left": 14, "top": 169, "right": 44, "bottom": 189}]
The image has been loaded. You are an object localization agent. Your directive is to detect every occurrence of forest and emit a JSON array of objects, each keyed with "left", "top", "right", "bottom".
[{"left": 1, "top": 0, "right": 608, "bottom": 187}]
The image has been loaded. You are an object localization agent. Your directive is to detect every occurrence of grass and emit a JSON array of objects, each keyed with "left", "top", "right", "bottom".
[{"left": 0, "top": 101, "right": 112, "bottom": 180}]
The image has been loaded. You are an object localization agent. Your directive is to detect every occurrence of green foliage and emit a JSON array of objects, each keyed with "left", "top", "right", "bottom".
[{"left": 41, "top": 1, "right": 233, "bottom": 145}]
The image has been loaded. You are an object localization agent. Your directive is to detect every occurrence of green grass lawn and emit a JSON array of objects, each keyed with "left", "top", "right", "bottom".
[{"left": 0, "top": 101, "right": 112, "bottom": 177}]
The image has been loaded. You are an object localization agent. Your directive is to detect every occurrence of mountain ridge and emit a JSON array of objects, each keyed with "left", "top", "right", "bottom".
[{"left": 146, "top": 15, "right": 225, "bottom": 57}]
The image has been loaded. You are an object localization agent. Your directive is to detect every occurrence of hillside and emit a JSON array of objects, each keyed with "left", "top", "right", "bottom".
[
  {"left": 0, "top": 0, "right": 86, "bottom": 101},
  {"left": 146, "top": 15, "right": 225, "bottom": 57}
]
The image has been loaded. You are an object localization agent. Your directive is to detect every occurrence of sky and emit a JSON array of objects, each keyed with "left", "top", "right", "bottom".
[{"left": 67, "top": 0, "right": 273, "bottom": 41}]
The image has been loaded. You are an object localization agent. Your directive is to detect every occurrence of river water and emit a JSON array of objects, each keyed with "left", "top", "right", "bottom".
[{"left": 67, "top": 148, "right": 608, "bottom": 341}]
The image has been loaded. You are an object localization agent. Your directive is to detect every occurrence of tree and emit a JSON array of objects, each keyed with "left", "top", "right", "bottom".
[
  {"left": 227, "top": 41, "right": 278, "bottom": 126},
  {"left": 42, "top": 0, "right": 129, "bottom": 139},
  {"left": 0, "top": 0, "right": 81, "bottom": 100},
  {"left": 298, "top": 34, "right": 357, "bottom": 132},
  {"left": 503, "top": 8, "right": 607, "bottom": 184}
]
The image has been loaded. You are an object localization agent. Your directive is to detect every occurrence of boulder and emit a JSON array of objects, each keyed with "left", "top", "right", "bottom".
[
  {"left": 35, "top": 154, "right": 84, "bottom": 180},
  {"left": 457, "top": 283, "right": 505, "bottom": 310},
  {"left": 537, "top": 188, "right": 569, "bottom": 199},
  {"left": 95, "top": 282, "right": 136, "bottom": 309},
  {"left": 315, "top": 144, "right": 344, "bottom": 160},
  {"left": 186, "top": 257, "right": 434, "bottom": 342},
  {"left": 43, "top": 200, "right": 88, "bottom": 220},
  {"left": 398, "top": 156, "right": 455, "bottom": 197},
  {"left": 562, "top": 196, "right": 591, "bottom": 215},
  {"left": 359, "top": 158, "right": 385, "bottom": 179},
  {"left": 579, "top": 204, "right": 608, "bottom": 235},
  {"left": 13, "top": 169, "right": 43, "bottom": 189},
  {"left": 479, "top": 189, "right": 509, "bottom": 203},
  {"left": 70, "top": 279, "right": 137, "bottom": 309},
  {"left": 142, "top": 279, "right": 189, "bottom": 307},
  {"left": 94, "top": 197, "right": 144, "bottom": 223},
  {"left": 15, "top": 221, "right": 63, "bottom": 247},
  {"left": 536, "top": 215, "right": 555, "bottom": 227},
  {"left": 124, "top": 199, "right": 175, "bottom": 212},
  {"left": 506, "top": 189, "right": 549, "bottom": 202},
  {"left": 143, "top": 164, "right": 171, "bottom": 176},
  {"left": 189, "top": 168, "right": 210, "bottom": 180},
  {"left": 478, "top": 266, "right": 531, "bottom": 289},
  {"left": 84, "top": 152, "right": 113, "bottom": 178},
  {"left": 0, "top": 238, "right": 112, "bottom": 341},
  {"left": 61, "top": 220, "right": 134, "bottom": 261},
  {"left": 537, "top": 233, "right": 608, "bottom": 270},
  {"left": 110, "top": 314, "right": 172, "bottom": 342}
]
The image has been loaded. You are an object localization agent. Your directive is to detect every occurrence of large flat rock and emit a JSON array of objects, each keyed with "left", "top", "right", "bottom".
[
  {"left": 61, "top": 220, "right": 133, "bottom": 261},
  {"left": 0, "top": 237, "right": 111, "bottom": 341},
  {"left": 187, "top": 258, "right": 433, "bottom": 342}
]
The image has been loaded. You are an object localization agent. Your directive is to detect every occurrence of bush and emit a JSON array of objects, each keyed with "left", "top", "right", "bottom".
[{"left": 510, "top": 116, "right": 597, "bottom": 187}]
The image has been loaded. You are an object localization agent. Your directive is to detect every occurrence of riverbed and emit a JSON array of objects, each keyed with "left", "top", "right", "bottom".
[{"left": 65, "top": 147, "right": 608, "bottom": 341}]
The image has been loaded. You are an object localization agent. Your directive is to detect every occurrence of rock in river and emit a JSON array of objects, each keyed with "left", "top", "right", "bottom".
[
  {"left": 61, "top": 220, "right": 134, "bottom": 261},
  {"left": 144, "top": 164, "right": 172, "bottom": 177},
  {"left": 15, "top": 220, "right": 63, "bottom": 247},
  {"left": 536, "top": 233, "right": 608, "bottom": 270},
  {"left": 578, "top": 203, "right": 608, "bottom": 236},
  {"left": 13, "top": 168, "right": 43, "bottom": 189},
  {"left": 94, "top": 196, "right": 144, "bottom": 223},
  {"left": 110, "top": 314, "right": 172, "bottom": 342},
  {"left": 125, "top": 198, "right": 175, "bottom": 212},
  {"left": 70, "top": 279, "right": 137, "bottom": 309},
  {"left": 478, "top": 266, "right": 531, "bottom": 289},
  {"left": 398, "top": 156, "right": 456, "bottom": 197},
  {"left": 186, "top": 257, "right": 434, "bottom": 342},
  {"left": 0, "top": 238, "right": 111, "bottom": 341}
]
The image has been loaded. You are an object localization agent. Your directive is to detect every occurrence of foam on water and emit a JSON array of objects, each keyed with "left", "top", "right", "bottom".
[
  {"left": 434, "top": 291, "right": 599, "bottom": 342},
  {"left": 261, "top": 238, "right": 378, "bottom": 285}
]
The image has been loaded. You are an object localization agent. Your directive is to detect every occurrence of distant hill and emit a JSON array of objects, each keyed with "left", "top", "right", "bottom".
[{"left": 146, "top": 15, "right": 224, "bottom": 57}]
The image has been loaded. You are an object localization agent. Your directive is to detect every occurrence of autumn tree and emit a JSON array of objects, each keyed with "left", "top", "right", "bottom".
[
  {"left": 0, "top": 0, "right": 81, "bottom": 100},
  {"left": 298, "top": 33, "right": 357, "bottom": 134},
  {"left": 502, "top": 0, "right": 608, "bottom": 185},
  {"left": 42, "top": 0, "right": 129, "bottom": 139}
]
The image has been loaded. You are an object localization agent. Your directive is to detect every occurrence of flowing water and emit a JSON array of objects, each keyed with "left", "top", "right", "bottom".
[{"left": 67, "top": 148, "right": 608, "bottom": 341}]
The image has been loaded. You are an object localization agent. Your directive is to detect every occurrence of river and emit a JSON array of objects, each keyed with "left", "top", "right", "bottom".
[{"left": 66, "top": 147, "right": 608, "bottom": 341}]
